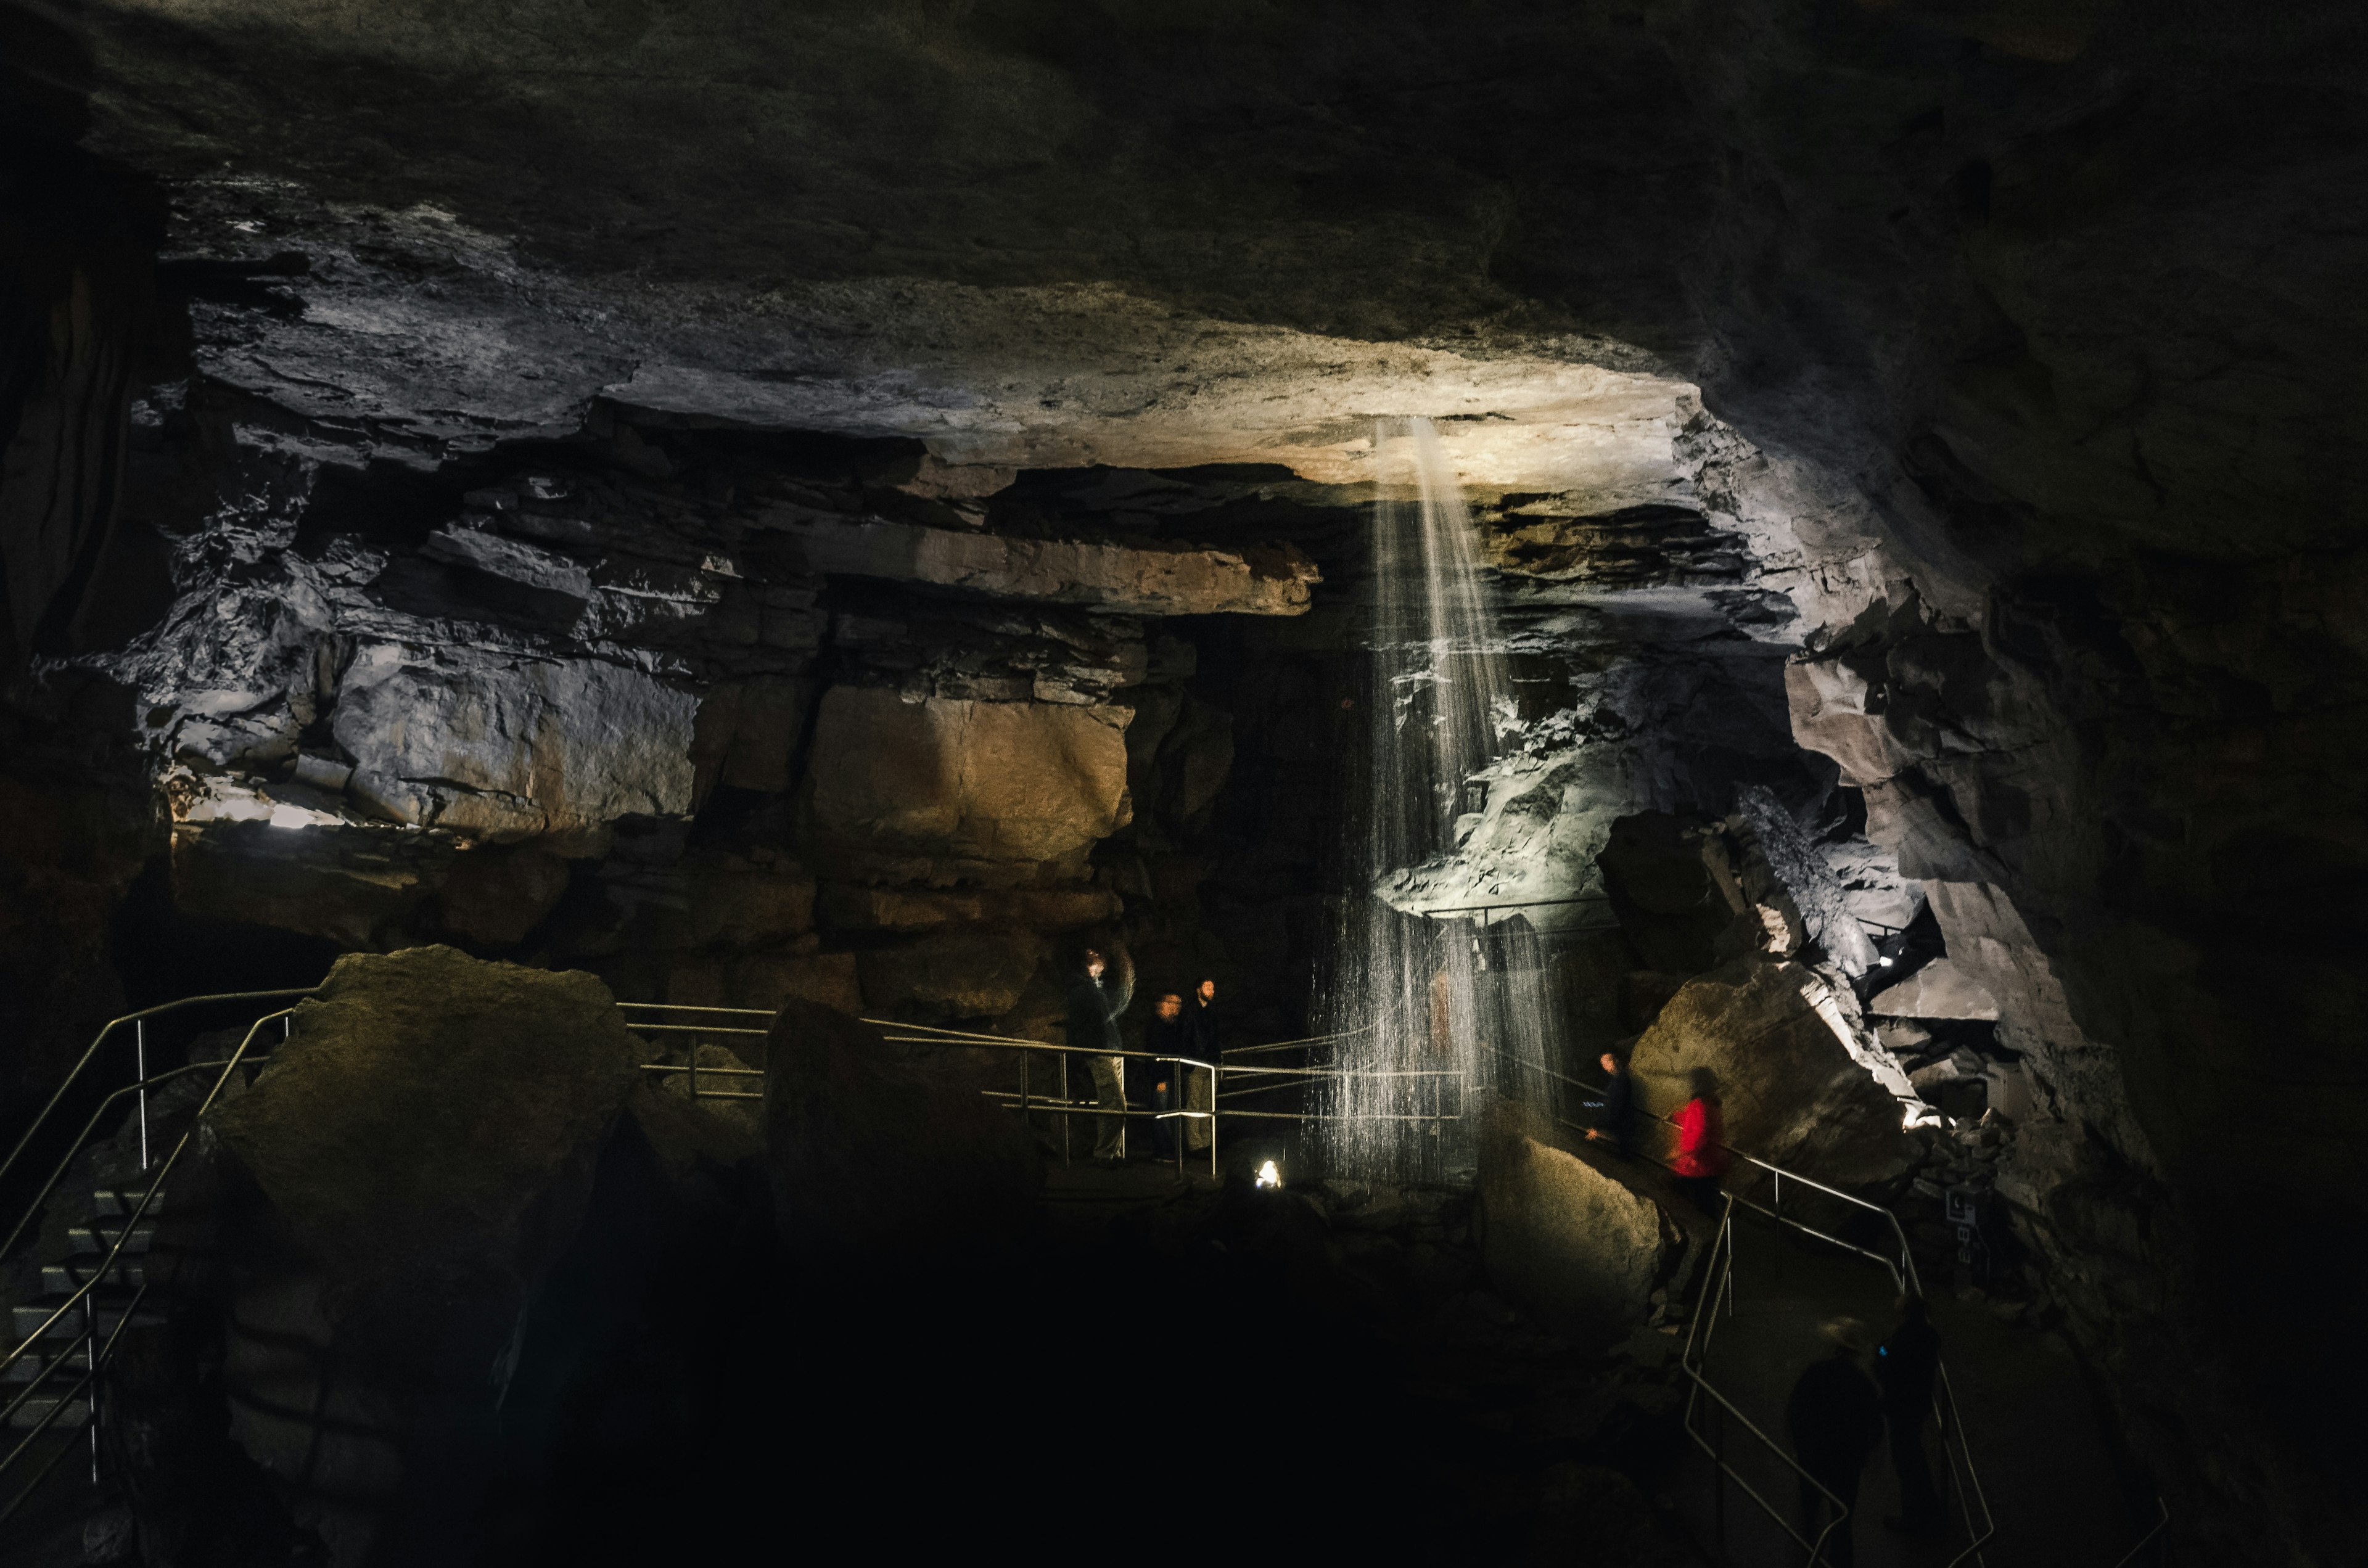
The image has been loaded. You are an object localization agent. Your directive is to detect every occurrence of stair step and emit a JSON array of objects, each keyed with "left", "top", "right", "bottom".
[
  {"left": 67, "top": 1224, "right": 154, "bottom": 1256},
  {"left": 6, "top": 1396, "right": 91, "bottom": 1430},
  {"left": 41, "top": 1262, "right": 145, "bottom": 1294},
  {"left": 10, "top": 1304, "right": 160, "bottom": 1341},
  {"left": 89, "top": 1188, "right": 158, "bottom": 1220},
  {"left": 2, "top": 1352, "right": 78, "bottom": 1385}
]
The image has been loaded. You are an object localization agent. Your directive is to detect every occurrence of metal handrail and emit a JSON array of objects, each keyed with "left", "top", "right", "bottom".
[
  {"left": 0, "top": 1004, "right": 294, "bottom": 1522},
  {"left": 0, "top": 1279, "right": 150, "bottom": 1528},
  {"left": 1675, "top": 1192, "right": 1996, "bottom": 1566},
  {"left": 1508, "top": 1046, "right": 1994, "bottom": 1564},
  {"left": 865, "top": 1018, "right": 1225, "bottom": 1177},
  {"left": 0, "top": 1059, "right": 234, "bottom": 1265},
  {"left": 2111, "top": 1497, "right": 2169, "bottom": 1567},
  {"left": 1673, "top": 1203, "right": 1854, "bottom": 1565},
  {"left": 617, "top": 1003, "right": 778, "bottom": 1105},
  {"left": 0, "top": 988, "right": 317, "bottom": 1199},
  {"left": 2, "top": 1009, "right": 292, "bottom": 1385}
]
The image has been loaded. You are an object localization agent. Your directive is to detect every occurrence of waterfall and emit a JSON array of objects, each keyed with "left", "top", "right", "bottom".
[{"left": 1317, "top": 417, "right": 1560, "bottom": 1183}]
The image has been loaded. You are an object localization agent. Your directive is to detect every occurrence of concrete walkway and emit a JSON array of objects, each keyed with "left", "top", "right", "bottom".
[{"left": 1666, "top": 1212, "right": 2144, "bottom": 1567}]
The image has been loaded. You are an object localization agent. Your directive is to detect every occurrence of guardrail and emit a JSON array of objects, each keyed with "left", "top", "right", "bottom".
[
  {"left": 867, "top": 1019, "right": 1225, "bottom": 1176},
  {"left": 0, "top": 1004, "right": 298, "bottom": 1524},
  {"left": 1480, "top": 1042, "right": 1995, "bottom": 1566},
  {"left": 615, "top": 1003, "right": 772, "bottom": 1103}
]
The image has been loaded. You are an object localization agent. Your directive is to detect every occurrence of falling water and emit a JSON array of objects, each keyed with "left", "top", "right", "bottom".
[{"left": 1317, "top": 417, "right": 1559, "bottom": 1183}]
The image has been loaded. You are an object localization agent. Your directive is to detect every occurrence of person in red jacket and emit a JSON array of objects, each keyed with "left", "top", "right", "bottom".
[{"left": 1672, "top": 1067, "right": 1730, "bottom": 1217}]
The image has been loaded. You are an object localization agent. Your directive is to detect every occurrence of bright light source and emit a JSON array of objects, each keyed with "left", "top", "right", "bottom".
[
  {"left": 1877, "top": 956, "right": 1895, "bottom": 966},
  {"left": 1255, "top": 1159, "right": 1282, "bottom": 1189}
]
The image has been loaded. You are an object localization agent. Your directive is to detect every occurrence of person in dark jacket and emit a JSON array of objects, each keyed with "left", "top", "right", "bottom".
[
  {"left": 1877, "top": 1292, "right": 1947, "bottom": 1536},
  {"left": 1064, "top": 948, "right": 1132, "bottom": 1162},
  {"left": 1584, "top": 1048, "right": 1636, "bottom": 1157},
  {"left": 1785, "top": 1316, "right": 1884, "bottom": 1567},
  {"left": 1182, "top": 977, "right": 1220, "bottom": 1154},
  {"left": 1146, "top": 992, "right": 1189, "bottom": 1161}
]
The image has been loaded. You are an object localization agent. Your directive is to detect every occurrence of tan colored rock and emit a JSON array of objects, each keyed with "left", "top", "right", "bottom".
[
  {"left": 1629, "top": 956, "right": 1918, "bottom": 1187},
  {"left": 690, "top": 676, "right": 818, "bottom": 801},
  {"left": 855, "top": 929, "right": 1046, "bottom": 1020},
  {"left": 1476, "top": 1107, "right": 1673, "bottom": 1343},
  {"left": 750, "top": 504, "right": 1317, "bottom": 617},
  {"left": 1867, "top": 956, "right": 2000, "bottom": 1021},
  {"left": 730, "top": 949, "right": 862, "bottom": 1015},
  {"left": 807, "top": 687, "right": 1131, "bottom": 868},
  {"left": 208, "top": 945, "right": 641, "bottom": 1294}
]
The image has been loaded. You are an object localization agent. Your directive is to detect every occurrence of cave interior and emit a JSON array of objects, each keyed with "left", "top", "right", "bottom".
[{"left": 2, "top": 2, "right": 2364, "bottom": 1565}]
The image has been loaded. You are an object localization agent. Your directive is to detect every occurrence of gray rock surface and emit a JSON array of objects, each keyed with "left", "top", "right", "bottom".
[
  {"left": 1476, "top": 1107, "right": 1680, "bottom": 1345},
  {"left": 1627, "top": 957, "right": 1919, "bottom": 1189}
]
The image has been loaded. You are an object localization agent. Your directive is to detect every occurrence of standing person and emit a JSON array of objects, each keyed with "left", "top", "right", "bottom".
[
  {"left": 1066, "top": 948, "right": 1131, "bottom": 1164},
  {"left": 1785, "top": 1317, "right": 1885, "bottom": 1567},
  {"left": 1671, "top": 1066, "right": 1730, "bottom": 1216},
  {"left": 1183, "top": 977, "right": 1220, "bottom": 1154},
  {"left": 1584, "top": 1048, "right": 1635, "bottom": 1157},
  {"left": 1146, "top": 992, "right": 1189, "bottom": 1162},
  {"left": 1877, "top": 1292, "right": 1947, "bottom": 1537}
]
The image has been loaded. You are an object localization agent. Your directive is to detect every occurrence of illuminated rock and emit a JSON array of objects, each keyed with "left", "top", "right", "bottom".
[
  {"left": 1627, "top": 956, "right": 1918, "bottom": 1189},
  {"left": 1476, "top": 1107, "right": 1680, "bottom": 1344}
]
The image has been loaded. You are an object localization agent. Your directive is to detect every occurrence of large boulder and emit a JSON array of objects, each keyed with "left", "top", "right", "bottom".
[
  {"left": 210, "top": 945, "right": 642, "bottom": 1294},
  {"left": 764, "top": 998, "right": 1042, "bottom": 1255},
  {"left": 1628, "top": 956, "right": 1918, "bottom": 1188},
  {"left": 200, "top": 946, "right": 680, "bottom": 1566},
  {"left": 1475, "top": 1106, "right": 1681, "bottom": 1344}
]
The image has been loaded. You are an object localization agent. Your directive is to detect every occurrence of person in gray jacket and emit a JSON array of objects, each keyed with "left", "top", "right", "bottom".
[{"left": 1065, "top": 947, "right": 1132, "bottom": 1162}]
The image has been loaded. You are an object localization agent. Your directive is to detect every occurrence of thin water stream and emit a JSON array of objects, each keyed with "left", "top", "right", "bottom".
[{"left": 1318, "top": 418, "right": 1562, "bottom": 1182}]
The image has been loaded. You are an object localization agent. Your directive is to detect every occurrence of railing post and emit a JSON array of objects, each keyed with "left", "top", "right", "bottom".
[
  {"left": 1060, "top": 1054, "right": 1071, "bottom": 1167},
  {"left": 134, "top": 1020, "right": 149, "bottom": 1173},
  {"left": 1209, "top": 1060, "right": 1219, "bottom": 1178},
  {"left": 85, "top": 1299, "right": 99, "bottom": 1484}
]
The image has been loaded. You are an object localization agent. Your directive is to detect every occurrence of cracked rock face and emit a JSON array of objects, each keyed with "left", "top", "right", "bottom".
[{"left": 6, "top": 0, "right": 2367, "bottom": 1560}]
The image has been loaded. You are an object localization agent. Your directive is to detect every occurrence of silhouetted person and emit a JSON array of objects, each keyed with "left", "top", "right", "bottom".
[
  {"left": 1877, "top": 1292, "right": 1947, "bottom": 1537},
  {"left": 1584, "top": 1048, "right": 1635, "bottom": 1157},
  {"left": 1066, "top": 948, "right": 1131, "bottom": 1162},
  {"left": 1671, "top": 1066, "right": 1730, "bottom": 1216},
  {"left": 1786, "top": 1317, "right": 1884, "bottom": 1566},
  {"left": 1183, "top": 977, "right": 1220, "bottom": 1154},
  {"left": 1147, "top": 991, "right": 1188, "bottom": 1161}
]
